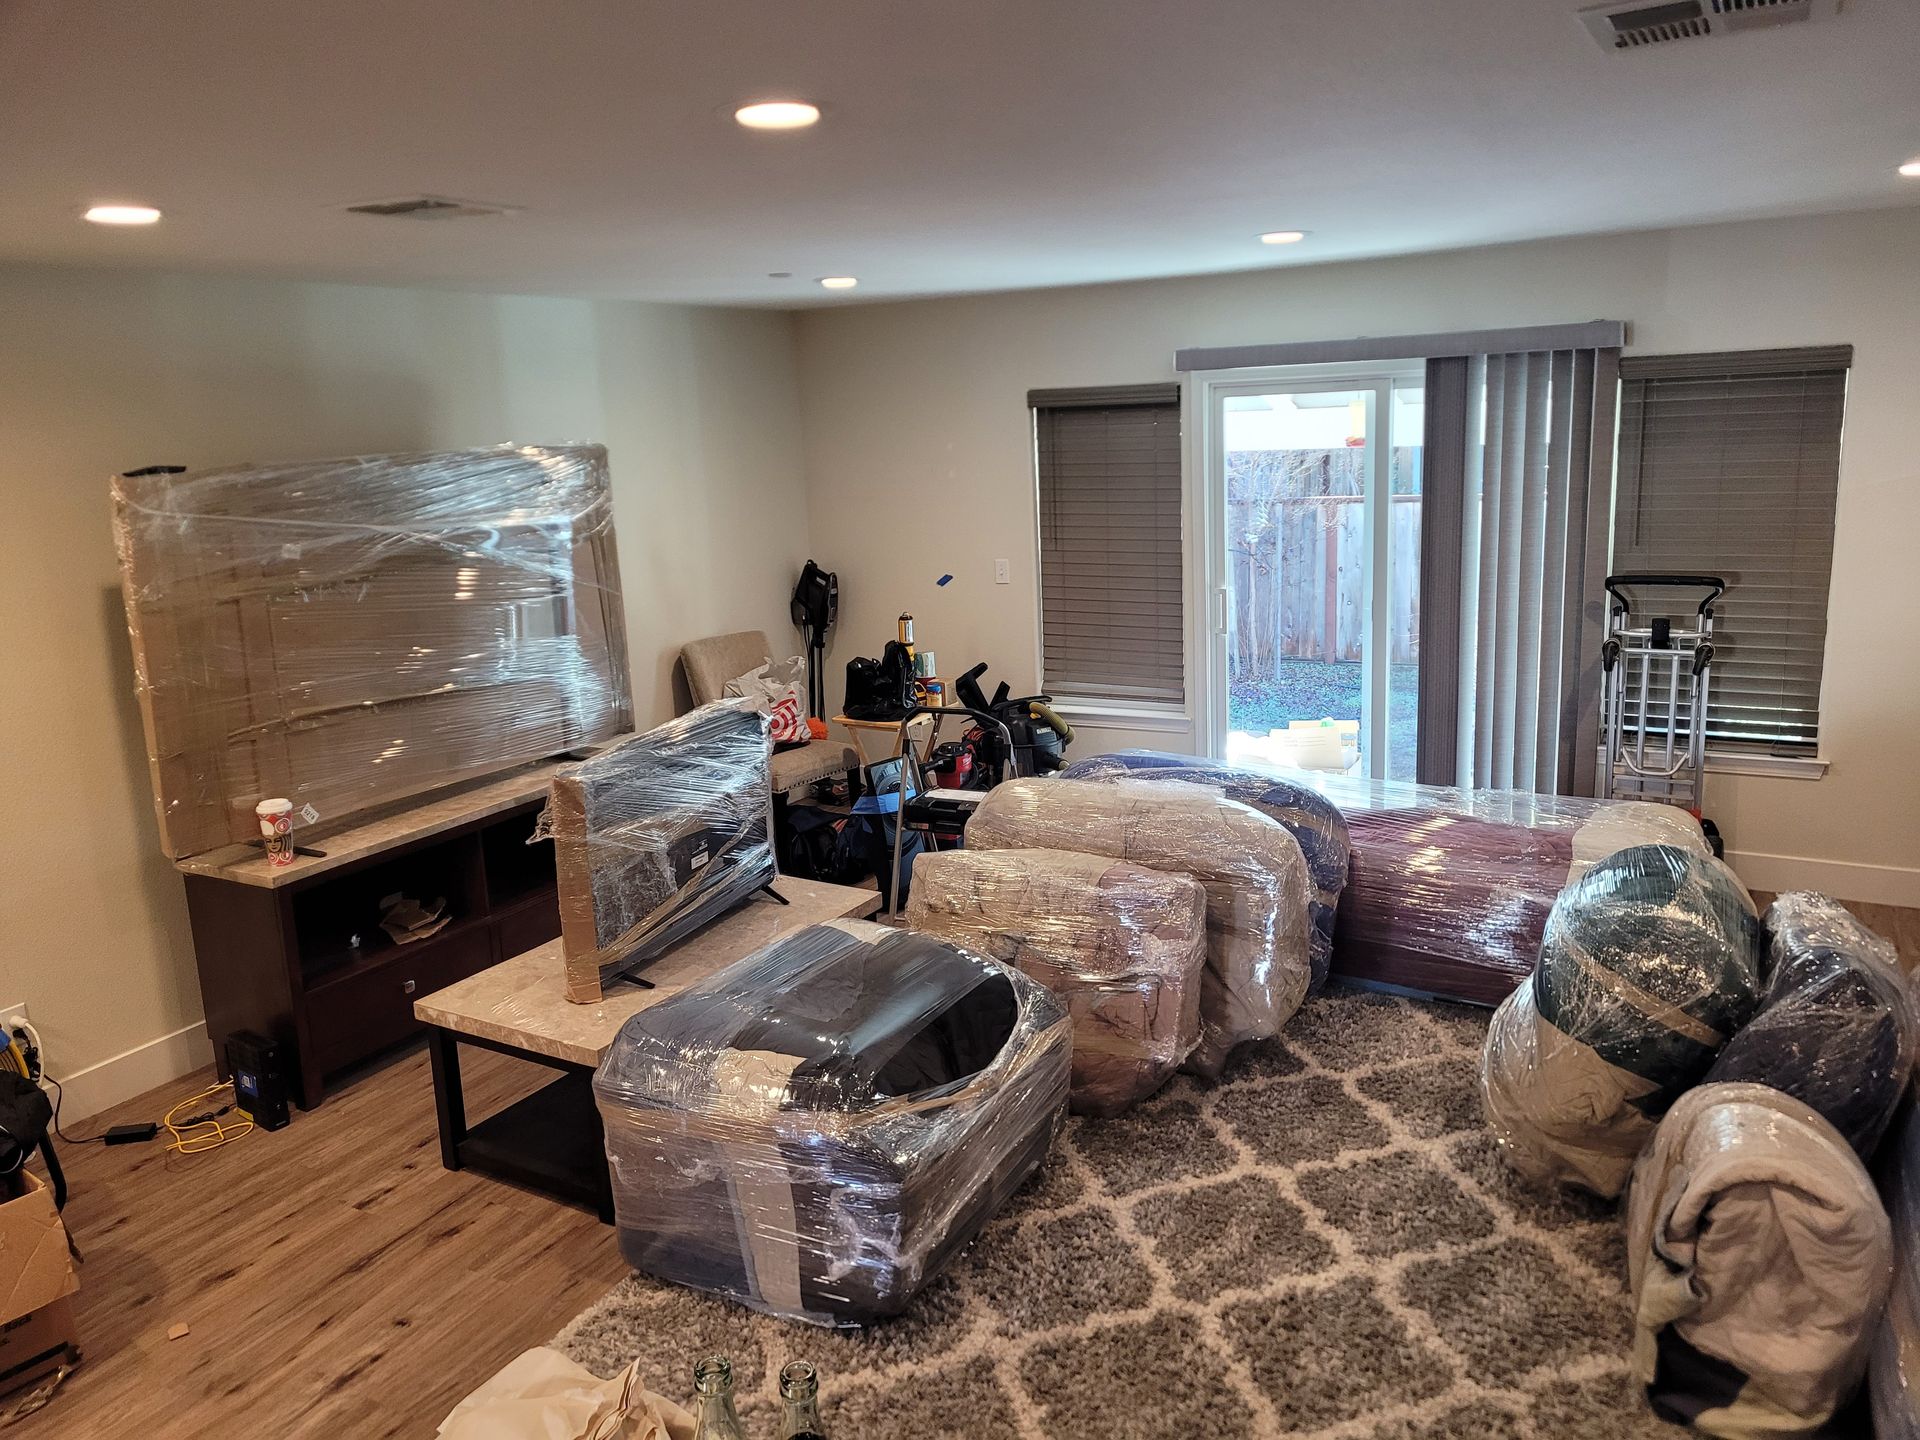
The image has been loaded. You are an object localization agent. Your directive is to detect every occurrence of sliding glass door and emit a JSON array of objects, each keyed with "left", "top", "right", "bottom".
[{"left": 1197, "top": 367, "right": 1423, "bottom": 779}]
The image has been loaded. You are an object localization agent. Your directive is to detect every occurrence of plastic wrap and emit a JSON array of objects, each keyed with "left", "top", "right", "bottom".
[
  {"left": 543, "top": 700, "right": 774, "bottom": 1000},
  {"left": 1628, "top": 1082, "right": 1892, "bottom": 1437},
  {"left": 1287, "top": 771, "right": 1713, "bottom": 1004},
  {"left": 965, "top": 776, "right": 1312, "bottom": 1079},
  {"left": 1057, "top": 750, "right": 1350, "bottom": 992},
  {"left": 904, "top": 848, "right": 1208, "bottom": 1116},
  {"left": 594, "top": 919, "right": 1071, "bottom": 1327},
  {"left": 1872, "top": 1103, "right": 1920, "bottom": 1439},
  {"left": 1480, "top": 843, "right": 1763, "bottom": 1197},
  {"left": 1704, "top": 891, "right": 1914, "bottom": 1160},
  {"left": 111, "top": 444, "right": 632, "bottom": 858}
]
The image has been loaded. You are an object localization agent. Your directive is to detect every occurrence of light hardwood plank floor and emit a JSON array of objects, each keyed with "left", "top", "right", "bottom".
[{"left": 14, "top": 1043, "right": 627, "bottom": 1440}]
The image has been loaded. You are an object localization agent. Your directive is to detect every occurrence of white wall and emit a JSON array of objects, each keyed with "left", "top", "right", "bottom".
[
  {"left": 0, "top": 265, "right": 807, "bottom": 1118},
  {"left": 796, "top": 206, "right": 1920, "bottom": 905}
]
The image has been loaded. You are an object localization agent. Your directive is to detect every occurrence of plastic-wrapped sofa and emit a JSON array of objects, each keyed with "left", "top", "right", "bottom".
[
  {"left": 1704, "top": 891, "right": 1914, "bottom": 1160},
  {"left": 1057, "top": 751, "right": 1349, "bottom": 993},
  {"left": 905, "top": 848, "right": 1208, "bottom": 1115},
  {"left": 966, "top": 777, "right": 1312, "bottom": 1079},
  {"left": 1629, "top": 1083, "right": 1892, "bottom": 1437},
  {"left": 1480, "top": 844, "right": 1764, "bottom": 1197},
  {"left": 594, "top": 920, "right": 1071, "bottom": 1327}
]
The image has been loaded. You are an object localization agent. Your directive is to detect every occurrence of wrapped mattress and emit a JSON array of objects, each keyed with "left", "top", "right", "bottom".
[
  {"left": 1872, "top": 1103, "right": 1920, "bottom": 1440},
  {"left": 1057, "top": 751, "right": 1349, "bottom": 993},
  {"left": 905, "top": 848, "right": 1208, "bottom": 1115},
  {"left": 1480, "top": 844, "right": 1763, "bottom": 1197},
  {"left": 1294, "top": 773, "right": 1715, "bottom": 1005},
  {"left": 1705, "top": 891, "right": 1914, "bottom": 1161},
  {"left": 1629, "top": 1082, "right": 1892, "bottom": 1437},
  {"left": 594, "top": 919, "right": 1071, "bottom": 1327},
  {"left": 966, "top": 777, "right": 1312, "bottom": 1079}
]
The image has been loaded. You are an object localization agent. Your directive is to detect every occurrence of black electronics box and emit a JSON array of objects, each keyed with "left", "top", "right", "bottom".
[{"left": 225, "top": 1030, "right": 290, "bottom": 1131}]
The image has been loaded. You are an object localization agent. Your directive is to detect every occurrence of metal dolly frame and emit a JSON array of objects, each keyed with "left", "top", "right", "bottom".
[{"left": 1598, "top": 573, "right": 1724, "bottom": 813}]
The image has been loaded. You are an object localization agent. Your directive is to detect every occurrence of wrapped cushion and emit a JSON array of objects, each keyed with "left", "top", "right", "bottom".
[
  {"left": 1704, "top": 891, "right": 1913, "bottom": 1161},
  {"left": 594, "top": 920, "right": 1071, "bottom": 1327},
  {"left": 1058, "top": 751, "right": 1349, "bottom": 992},
  {"left": 1629, "top": 1082, "right": 1892, "bottom": 1437},
  {"left": 967, "top": 777, "right": 1311, "bottom": 1079},
  {"left": 1480, "top": 844, "right": 1763, "bottom": 1196},
  {"left": 906, "top": 848, "right": 1207, "bottom": 1115}
]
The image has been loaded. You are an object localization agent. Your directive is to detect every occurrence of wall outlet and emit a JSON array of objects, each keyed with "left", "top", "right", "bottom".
[
  {"left": 0, "top": 1002, "right": 26, "bottom": 1034},
  {"left": 994, "top": 558, "right": 1012, "bottom": 585}
]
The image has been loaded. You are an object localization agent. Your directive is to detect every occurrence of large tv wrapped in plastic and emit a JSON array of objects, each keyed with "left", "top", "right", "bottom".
[
  {"left": 1629, "top": 1082, "right": 1892, "bottom": 1437},
  {"left": 1480, "top": 844, "right": 1763, "bottom": 1197},
  {"left": 1872, "top": 1103, "right": 1920, "bottom": 1440},
  {"left": 966, "top": 777, "right": 1311, "bottom": 1079},
  {"left": 112, "top": 444, "right": 632, "bottom": 857},
  {"left": 594, "top": 920, "right": 1071, "bottom": 1326},
  {"left": 545, "top": 700, "right": 773, "bottom": 1000},
  {"left": 905, "top": 848, "right": 1207, "bottom": 1115},
  {"left": 1705, "top": 891, "right": 1914, "bottom": 1160},
  {"left": 1289, "top": 772, "right": 1713, "bottom": 1005},
  {"left": 1058, "top": 751, "right": 1350, "bottom": 993}
]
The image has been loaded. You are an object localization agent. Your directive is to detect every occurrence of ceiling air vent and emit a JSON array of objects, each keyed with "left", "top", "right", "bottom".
[
  {"left": 341, "top": 195, "right": 518, "bottom": 220},
  {"left": 1578, "top": 0, "right": 1837, "bottom": 50}
]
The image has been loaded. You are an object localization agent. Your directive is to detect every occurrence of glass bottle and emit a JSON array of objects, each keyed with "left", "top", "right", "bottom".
[
  {"left": 689, "top": 1354, "right": 749, "bottom": 1440},
  {"left": 777, "top": 1359, "right": 828, "bottom": 1440}
]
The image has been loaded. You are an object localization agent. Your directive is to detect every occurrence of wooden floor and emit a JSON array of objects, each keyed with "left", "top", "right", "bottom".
[{"left": 13, "top": 1043, "right": 627, "bottom": 1440}]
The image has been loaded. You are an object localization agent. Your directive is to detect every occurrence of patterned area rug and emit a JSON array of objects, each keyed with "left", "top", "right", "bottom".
[{"left": 556, "top": 986, "right": 1682, "bottom": 1438}]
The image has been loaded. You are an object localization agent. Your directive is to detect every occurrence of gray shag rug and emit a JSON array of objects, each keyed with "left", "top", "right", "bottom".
[{"left": 556, "top": 986, "right": 1681, "bottom": 1439}]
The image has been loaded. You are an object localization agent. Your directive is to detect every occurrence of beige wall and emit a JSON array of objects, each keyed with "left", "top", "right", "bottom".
[
  {"left": 0, "top": 265, "right": 808, "bottom": 1115},
  {"left": 795, "top": 206, "right": 1920, "bottom": 905}
]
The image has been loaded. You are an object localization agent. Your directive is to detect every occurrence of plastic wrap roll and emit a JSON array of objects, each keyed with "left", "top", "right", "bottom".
[
  {"left": 905, "top": 848, "right": 1208, "bottom": 1115},
  {"left": 540, "top": 699, "right": 775, "bottom": 997},
  {"left": 1629, "top": 1082, "right": 1892, "bottom": 1437},
  {"left": 966, "top": 777, "right": 1312, "bottom": 1079},
  {"left": 1480, "top": 844, "right": 1763, "bottom": 1196},
  {"left": 594, "top": 919, "right": 1071, "bottom": 1327},
  {"left": 1705, "top": 891, "right": 1914, "bottom": 1160},
  {"left": 1872, "top": 1104, "right": 1920, "bottom": 1440},
  {"left": 111, "top": 444, "right": 632, "bottom": 857},
  {"left": 1057, "top": 751, "right": 1349, "bottom": 993}
]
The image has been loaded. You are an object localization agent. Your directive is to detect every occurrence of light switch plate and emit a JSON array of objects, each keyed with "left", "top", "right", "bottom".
[{"left": 994, "top": 558, "right": 1011, "bottom": 584}]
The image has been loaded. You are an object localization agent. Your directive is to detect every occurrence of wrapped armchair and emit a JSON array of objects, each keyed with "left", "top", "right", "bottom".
[{"left": 679, "top": 629, "right": 857, "bottom": 797}]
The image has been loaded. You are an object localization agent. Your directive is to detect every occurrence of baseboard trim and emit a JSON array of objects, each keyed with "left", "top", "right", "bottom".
[
  {"left": 54, "top": 1021, "right": 213, "bottom": 1127},
  {"left": 1724, "top": 850, "right": 1920, "bottom": 908}
]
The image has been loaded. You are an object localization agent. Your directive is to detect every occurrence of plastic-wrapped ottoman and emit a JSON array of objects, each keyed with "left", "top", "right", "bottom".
[
  {"left": 593, "top": 919, "right": 1072, "bottom": 1327},
  {"left": 905, "top": 848, "right": 1208, "bottom": 1115}
]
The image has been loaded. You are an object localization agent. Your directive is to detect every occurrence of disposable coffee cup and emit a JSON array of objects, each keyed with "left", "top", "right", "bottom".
[{"left": 256, "top": 798, "right": 295, "bottom": 866}]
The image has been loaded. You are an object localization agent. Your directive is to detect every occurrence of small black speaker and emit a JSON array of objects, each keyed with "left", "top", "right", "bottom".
[{"left": 225, "top": 1030, "right": 291, "bottom": 1131}]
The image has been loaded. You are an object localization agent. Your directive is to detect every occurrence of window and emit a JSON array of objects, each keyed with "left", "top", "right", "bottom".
[
  {"left": 1613, "top": 346, "right": 1849, "bottom": 751},
  {"left": 1032, "top": 385, "right": 1184, "bottom": 707}
]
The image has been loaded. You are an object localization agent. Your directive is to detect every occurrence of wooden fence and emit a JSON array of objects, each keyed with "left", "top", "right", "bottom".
[{"left": 1228, "top": 493, "right": 1422, "bottom": 677}]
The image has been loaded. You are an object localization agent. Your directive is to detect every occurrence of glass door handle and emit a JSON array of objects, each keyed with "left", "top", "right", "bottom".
[{"left": 1212, "top": 586, "right": 1229, "bottom": 634}]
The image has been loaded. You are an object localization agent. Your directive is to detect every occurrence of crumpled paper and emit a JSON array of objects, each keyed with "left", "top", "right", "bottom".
[{"left": 438, "top": 1347, "right": 693, "bottom": 1440}]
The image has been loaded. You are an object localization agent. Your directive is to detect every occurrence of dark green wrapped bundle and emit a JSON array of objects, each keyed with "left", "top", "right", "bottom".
[{"left": 1481, "top": 844, "right": 1764, "bottom": 1196}]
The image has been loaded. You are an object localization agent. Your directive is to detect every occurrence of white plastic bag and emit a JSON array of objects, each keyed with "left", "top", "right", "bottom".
[
  {"left": 724, "top": 657, "right": 808, "bottom": 744},
  {"left": 437, "top": 1347, "right": 693, "bottom": 1440}
]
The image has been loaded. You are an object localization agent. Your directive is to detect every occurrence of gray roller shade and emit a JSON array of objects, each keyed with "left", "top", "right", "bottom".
[
  {"left": 1613, "top": 347, "right": 1849, "bottom": 751},
  {"left": 1033, "top": 388, "right": 1184, "bottom": 705}
]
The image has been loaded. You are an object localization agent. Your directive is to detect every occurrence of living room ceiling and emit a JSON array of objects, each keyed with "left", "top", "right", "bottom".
[{"left": 3, "top": 0, "right": 1917, "bottom": 306}]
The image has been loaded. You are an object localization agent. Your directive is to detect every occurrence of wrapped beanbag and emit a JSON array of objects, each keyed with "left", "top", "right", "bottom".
[
  {"left": 1058, "top": 751, "right": 1350, "bottom": 992},
  {"left": 967, "top": 777, "right": 1312, "bottom": 1079},
  {"left": 1629, "top": 1082, "right": 1893, "bottom": 1437},
  {"left": 1705, "top": 891, "right": 1914, "bottom": 1160},
  {"left": 906, "top": 848, "right": 1207, "bottom": 1115},
  {"left": 1480, "top": 844, "right": 1763, "bottom": 1196}
]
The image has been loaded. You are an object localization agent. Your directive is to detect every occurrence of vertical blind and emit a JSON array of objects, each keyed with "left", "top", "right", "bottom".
[
  {"left": 1031, "top": 385, "right": 1184, "bottom": 705},
  {"left": 1613, "top": 347, "right": 1850, "bottom": 751}
]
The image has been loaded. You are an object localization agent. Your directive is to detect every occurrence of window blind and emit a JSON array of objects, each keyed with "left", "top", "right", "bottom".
[
  {"left": 1613, "top": 346, "right": 1850, "bottom": 751},
  {"left": 1032, "top": 386, "right": 1184, "bottom": 705}
]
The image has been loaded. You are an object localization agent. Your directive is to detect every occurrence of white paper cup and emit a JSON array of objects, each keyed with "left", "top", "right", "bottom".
[{"left": 256, "top": 798, "right": 295, "bottom": 866}]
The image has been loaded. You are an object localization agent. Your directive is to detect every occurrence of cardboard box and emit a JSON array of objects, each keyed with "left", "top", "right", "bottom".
[
  {"left": 113, "top": 445, "right": 634, "bottom": 858},
  {"left": 0, "top": 1171, "right": 80, "bottom": 1401}
]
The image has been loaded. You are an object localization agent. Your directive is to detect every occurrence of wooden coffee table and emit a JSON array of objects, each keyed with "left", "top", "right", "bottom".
[{"left": 413, "top": 877, "right": 882, "bottom": 1219}]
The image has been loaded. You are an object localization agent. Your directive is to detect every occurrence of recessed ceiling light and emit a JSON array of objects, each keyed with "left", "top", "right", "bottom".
[
  {"left": 1259, "top": 230, "right": 1307, "bottom": 245},
  {"left": 818, "top": 276, "right": 858, "bottom": 290},
  {"left": 84, "top": 204, "right": 162, "bottom": 226},
  {"left": 1900, "top": 158, "right": 1920, "bottom": 178},
  {"left": 734, "top": 101, "right": 820, "bottom": 131}
]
